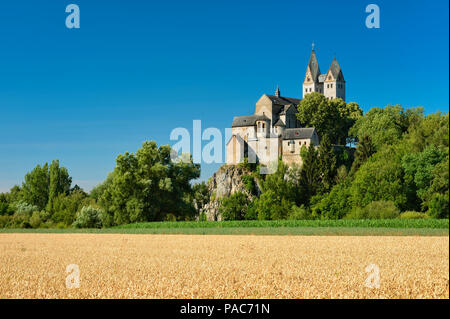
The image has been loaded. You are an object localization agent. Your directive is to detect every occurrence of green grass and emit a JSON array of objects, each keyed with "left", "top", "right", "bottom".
[
  {"left": 0, "top": 226, "right": 447, "bottom": 236},
  {"left": 115, "top": 219, "right": 449, "bottom": 229},
  {"left": 0, "top": 219, "right": 448, "bottom": 236}
]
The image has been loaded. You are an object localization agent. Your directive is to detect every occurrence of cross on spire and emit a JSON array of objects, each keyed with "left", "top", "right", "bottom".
[
  {"left": 275, "top": 85, "right": 281, "bottom": 97},
  {"left": 312, "top": 42, "right": 315, "bottom": 51}
]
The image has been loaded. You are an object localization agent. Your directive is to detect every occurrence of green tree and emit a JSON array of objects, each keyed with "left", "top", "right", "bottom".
[
  {"left": 311, "top": 182, "right": 352, "bottom": 220},
  {"left": 297, "top": 93, "right": 362, "bottom": 144},
  {"left": 297, "top": 93, "right": 340, "bottom": 143},
  {"left": 350, "top": 145, "right": 410, "bottom": 210},
  {"left": 192, "top": 182, "right": 210, "bottom": 213},
  {"left": 402, "top": 145, "right": 447, "bottom": 210},
  {"left": 219, "top": 192, "right": 249, "bottom": 221},
  {"left": 46, "top": 160, "right": 72, "bottom": 213},
  {"left": 102, "top": 141, "right": 200, "bottom": 225},
  {"left": 317, "top": 136, "right": 337, "bottom": 194},
  {"left": 298, "top": 145, "right": 321, "bottom": 203},
  {"left": 21, "top": 163, "right": 50, "bottom": 210},
  {"left": 349, "top": 135, "right": 376, "bottom": 176},
  {"left": 349, "top": 105, "right": 424, "bottom": 150},
  {"left": 253, "top": 190, "right": 292, "bottom": 220}
]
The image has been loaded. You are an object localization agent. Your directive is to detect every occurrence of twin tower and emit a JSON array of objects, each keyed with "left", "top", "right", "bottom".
[{"left": 302, "top": 48, "right": 346, "bottom": 101}]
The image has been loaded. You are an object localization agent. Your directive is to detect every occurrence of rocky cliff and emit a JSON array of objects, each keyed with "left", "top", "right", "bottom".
[{"left": 201, "top": 165, "right": 261, "bottom": 221}]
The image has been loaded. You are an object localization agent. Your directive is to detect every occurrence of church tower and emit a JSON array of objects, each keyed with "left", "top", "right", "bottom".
[
  {"left": 302, "top": 47, "right": 323, "bottom": 98},
  {"left": 323, "top": 57, "right": 345, "bottom": 101}
]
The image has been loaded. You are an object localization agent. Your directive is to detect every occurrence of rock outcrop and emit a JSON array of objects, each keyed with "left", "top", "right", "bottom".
[{"left": 201, "top": 165, "right": 261, "bottom": 221}]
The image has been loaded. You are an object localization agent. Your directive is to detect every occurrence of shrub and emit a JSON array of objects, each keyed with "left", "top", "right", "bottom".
[
  {"left": 219, "top": 192, "right": 249, "bottom": 221},
  {"left": 73, "top": 206, "right": 104, "bottom": 228},
  {"left": 427, "top": 193, "right": 449, "bottom": 219},
  {"left": 345, "top": 200, "right": 400, "bottom": 219},
  {"left": 254, "top": 190, "right": 292, "bottom": 220},
  {"left": 400, "top": 211, "right": 429, "bottom": 219},
  {"left": 0, "top": 215, "right": 12, "bottom": 228},
  {"left": 242, "top": 175, "right": 257, "bottom": 194},
  {"left": 14, "top": 201, "right": 39, "bottom": 217},
  {"left": 29, "top": 211, "right": 42, "bottom": 228},
  {"left": 0, "top": 202, "right": 14, "bottom": 216},
  {"left": 310, "top": 183, "right": 352, "bottom": 220},
  {"left": 288, "top": 205, "right": 312, "bottom": 220},
  {"left": 165, "top": 213, "right": 177, "bottom": 222}
]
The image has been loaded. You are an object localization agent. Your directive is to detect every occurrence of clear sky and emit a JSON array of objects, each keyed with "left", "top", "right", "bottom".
[{"left": 0, "top": 0, "right": 448, "bottom": 192}]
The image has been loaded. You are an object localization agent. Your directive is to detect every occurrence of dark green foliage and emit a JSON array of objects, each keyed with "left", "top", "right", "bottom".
[
  {"left": 311, "top": 182, "right": 352, "bottom": 220},
  {"left": 101, "top": 141, "right": 200, "bottom": 225},
  {"left": 219, "top": 192, "right": 249, "bottom": 221},
  {"left": 192, "top": 182, "right": 210, "bottom": 213},
  {"left": 297, "top": 93, "right": 362, "bottom": 144},
  {"left": 298, "top": 145, "right": 321, "bottom": 203},
  {"left": 349, "top": 135, "right": 376, "bottom": 175},
  {"left": 21, "top": 161, "right": 72, "bottom": 211},
  {"left": 427, "top": 194, "right": 449, "bottom": 219},
  {"left": 253, "top": 190, "right": 293, "bottom": 220},
  {"left": 349, "top": 105, "right": 424, "bottom": 150},
  {"left": 242, "top": 175, "right": 257, "bottom": 195},
  {"left": 317, "top": 136, "right": 337, "bottom": 194}
]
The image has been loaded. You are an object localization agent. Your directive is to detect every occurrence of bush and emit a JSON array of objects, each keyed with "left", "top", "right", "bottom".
[
  {"left": 29, "top": 211, "right": 42, "bottom": 228},
  {"left": 345, "top": 200, "right": 400, "bottom": 219},
  {"left": 165, "top": 213, "right": 177, "bottom": 222},
  {"left": 219, "top": 192, "right": 249, "bottom": 221},
  {"left": 0, "top": 215, "right": 12, "bottom": 228},
  {"left": 427, "top": 193, "right": 449, "bottom": 219},
  {"left": 288, "top": 205, "right": 312, "bottom": 220},
  {"left": 310, "top": 183, "right": 352, "bottom": 219},
  {"left": 14, "top": 201, "right": 39, "bottom": 217},
  {"left": 242, "top": 175, "right": 257, "bottom": 195},
  {"left": 253, "top": 190, "right": 292, "bottom": 221},
  {"left": 73, "top": 206, "right": 104, "bottom": 228},
  {"left": 0, "top": 202, "right": 14, "bottom": 216},
  {"left": 400, "top": 211, "right": 429, "bottom": 219}
]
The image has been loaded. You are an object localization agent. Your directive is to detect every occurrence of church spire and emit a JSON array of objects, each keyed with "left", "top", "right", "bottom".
[
  {"left": 275, "top": 85, "right": 281, "bottom": 97},
  {"left": 306, "top": 46, "right": 320, "bottom": 82}
]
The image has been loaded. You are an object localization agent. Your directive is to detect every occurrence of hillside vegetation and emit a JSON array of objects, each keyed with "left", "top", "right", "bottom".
[{"left": 0, "top": 94, "right": 448, "bottom": 228}]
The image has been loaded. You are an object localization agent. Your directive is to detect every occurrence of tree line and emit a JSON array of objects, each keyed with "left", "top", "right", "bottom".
[
  {"left": 219, "top": 93, "right": 449, "bottom": 221},
  {"left": 0, "top": 93, "right": 448, "bottom": 228}
]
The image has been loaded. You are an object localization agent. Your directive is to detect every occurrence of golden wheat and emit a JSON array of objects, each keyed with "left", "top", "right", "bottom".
[{"left": 0, "top": 234, "right": 448, "bottom": 299}]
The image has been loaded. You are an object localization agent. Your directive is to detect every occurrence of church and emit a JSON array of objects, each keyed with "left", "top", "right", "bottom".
[{"left": 226, "top": 48, "right": 345, "bottom": 167}]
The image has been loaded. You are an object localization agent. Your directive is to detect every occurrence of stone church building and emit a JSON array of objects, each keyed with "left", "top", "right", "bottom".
[{"left": 226, "top": 48, "right": 345, "bottom": 167}]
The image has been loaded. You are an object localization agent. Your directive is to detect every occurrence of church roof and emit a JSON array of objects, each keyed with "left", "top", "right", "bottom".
[
  {"left": 274, "top": 119, "right": 285, "bottom": 127},
  {"left": 282, "top": 127, "right": 316, "bottom": 140},
  {"left": 328, "top": 57, "right": 344, "bottom": 80},
  {"left": 307, "top": 50, "right": 321, "bottom": 82},
  {"left": 232, "top": 114, "right": 270, "bottom": 127},
  {"left": 265, "top": 95, "right": 301, "bottom": 106}
]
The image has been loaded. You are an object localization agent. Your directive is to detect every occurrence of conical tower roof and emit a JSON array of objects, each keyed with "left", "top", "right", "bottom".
[{"left": 307, "top": 49, "right": 321, "bottom": 82}]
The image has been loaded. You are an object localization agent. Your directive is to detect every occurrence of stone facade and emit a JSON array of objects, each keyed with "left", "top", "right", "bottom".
[{"left": 226, "top": 48, "right": 343, "bottom": 167}]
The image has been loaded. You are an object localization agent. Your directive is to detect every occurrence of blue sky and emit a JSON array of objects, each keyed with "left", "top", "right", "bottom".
[{"left": 0, "top": 0, "right": 448, "bottom": 192}]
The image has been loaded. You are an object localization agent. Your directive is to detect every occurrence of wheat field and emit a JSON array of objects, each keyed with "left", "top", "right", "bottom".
[{"left": 0, "top": 234, "right": 448, "bottom": 299}]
